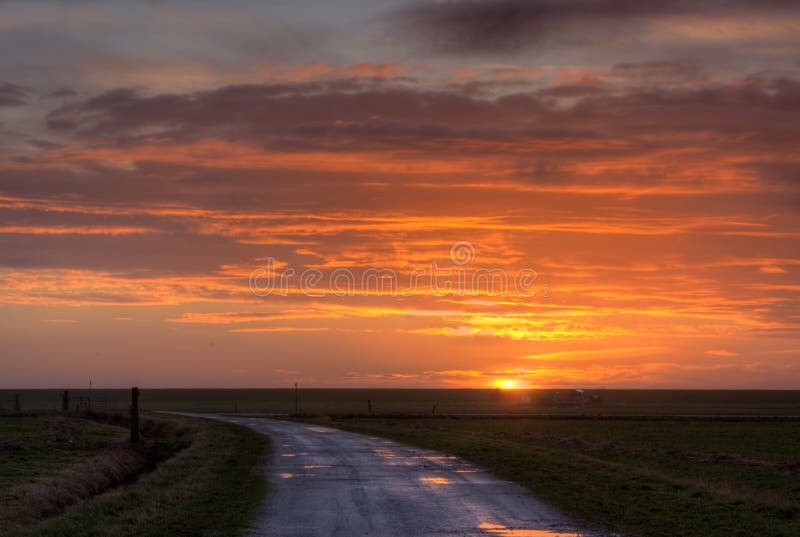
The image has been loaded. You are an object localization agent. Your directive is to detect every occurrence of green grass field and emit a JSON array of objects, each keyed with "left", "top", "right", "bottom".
[
  {"left": 309, "top": 415, "right": 800, "bottom": 537},
  {"left": 1, "top": 415, "right": 130, "bottom": 524},
  {"left": 0, "top": 413, "right": 269, "bottom": 537}
]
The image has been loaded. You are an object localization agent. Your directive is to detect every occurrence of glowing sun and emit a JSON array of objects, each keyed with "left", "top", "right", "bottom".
[{"left": 495, "top": 379, "right": 517, "bottom": 390}]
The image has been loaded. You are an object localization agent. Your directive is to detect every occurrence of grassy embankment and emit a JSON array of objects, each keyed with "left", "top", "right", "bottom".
[
  {"left": 309, "top": 416, "right": 800, "bottom": 537},
  {"left": 0, "top": 413, "right": 269, "bottom": 537}
]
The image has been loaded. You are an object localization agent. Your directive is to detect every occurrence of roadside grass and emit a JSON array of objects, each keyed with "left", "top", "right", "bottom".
[
  {"left": 309, "top": 416, "right": 800, "bottom": 537},
  {"left": 0, "top": 415, "right": 128, "bottom": 499},
  {"left": 1, "top": 413, "right": 269, "bottom": 537}
]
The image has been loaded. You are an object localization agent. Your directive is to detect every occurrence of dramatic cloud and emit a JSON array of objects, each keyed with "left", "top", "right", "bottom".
[
  {"left": 390, "top": 0, "right": 800, "bottom": 55},
  {"left": 0, "top": 82, "right": 29, "bottom": 107},
  {"left": 0, "top": 0, "right": 798, "bottom": 388}
]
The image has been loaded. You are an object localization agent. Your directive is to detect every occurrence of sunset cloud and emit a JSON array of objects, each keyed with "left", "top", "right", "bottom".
[
  {"left": 0, "top": 0, "right": 798, "bottom": 389},
  {"left": 389, "top": 0, "right": 800, "bottom": 55}
]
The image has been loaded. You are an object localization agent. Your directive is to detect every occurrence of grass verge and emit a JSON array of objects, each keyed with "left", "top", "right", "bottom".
[
  {"left": 306, "top": 416, "right": 800, "bottom": 537},
  {"left": 1, "top": 413, "right": 269, "bottom": 537}
]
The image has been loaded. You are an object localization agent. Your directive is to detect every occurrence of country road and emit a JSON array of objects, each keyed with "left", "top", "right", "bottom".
[{"left": 208, "top": 415, "right": 607, "bottom": 537}]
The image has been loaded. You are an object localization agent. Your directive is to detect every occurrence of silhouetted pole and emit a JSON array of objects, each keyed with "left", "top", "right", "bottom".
[
  {"left": 130, "top": 387, "right": 140, "bottom": 443},
  {"left": 367, "top": 399, "right": 372, "bottom": 414},
  {"left": 14, "top": 393, "right": 20, "bottom": 412},
  {"left": 62, "top": 390, "right": 69, "bottom": 412},
  {"left": 294, "top": 383, "right": 299, "bottom": 414}
]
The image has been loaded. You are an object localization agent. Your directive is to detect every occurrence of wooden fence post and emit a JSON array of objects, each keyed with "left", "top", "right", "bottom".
[
  {"left": 62, "top": 390, "right": 69, "bottom": 412},
  {"left": 14, "top": 393, "right": 20, "bottom": 412},
  {"left": 130, "top": 387, "right": 140, "bottom": 443}
]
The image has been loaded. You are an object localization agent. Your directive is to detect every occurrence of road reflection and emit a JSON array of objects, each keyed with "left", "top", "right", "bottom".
[
  {"left": 420, "top": 476, "right": 451, "bottom": 485},
  {"left": 479, "top": 522, "right": 581, "bottom": 536}
]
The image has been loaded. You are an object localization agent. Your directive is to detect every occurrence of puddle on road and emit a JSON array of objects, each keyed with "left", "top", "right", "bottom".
[
  {"left": 414, "top": 454, "right": 458, "bottom": 461},
  {"left": 302, "top": 465, "right": 332, "bottom": 469},
  {"left": 420, "top": 476, "right": 451, "bottom": 485},
  {"left": 280, "top": 470, "right": 324, "bottom": 479},
  {"left": 305, "top": 426, "right": 330, "bottom": 433},
  {"left": 281, "top": 453, "right": 296, "bottom": 457},
  {"left": 375, "top": 448, "right": 410, "bottom": 466},
  {"left": 374, "top": 448, "right": 396, "bottom": 458},
  {"left": 479, "top": 523, "right": 581, "bottom": 537}
]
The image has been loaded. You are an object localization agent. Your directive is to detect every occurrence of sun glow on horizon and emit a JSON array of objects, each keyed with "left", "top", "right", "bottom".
[{"left": 495, "top": 379, "right": 518, "bottom": 390}]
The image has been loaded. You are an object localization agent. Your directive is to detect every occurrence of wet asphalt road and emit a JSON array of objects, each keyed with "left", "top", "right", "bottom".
[{"left": 210, "top": 415, "right": 606, "bottom": 537}]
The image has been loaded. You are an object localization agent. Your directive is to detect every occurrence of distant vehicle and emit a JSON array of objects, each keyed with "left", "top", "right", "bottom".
[{"left": 552, "top": 389, "right": 601, "bottom": 407}]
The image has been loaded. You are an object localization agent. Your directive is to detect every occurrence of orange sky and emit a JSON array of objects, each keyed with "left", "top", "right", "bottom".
[{"left": 1, "top": 0, "right": 799, "bottom": 388}]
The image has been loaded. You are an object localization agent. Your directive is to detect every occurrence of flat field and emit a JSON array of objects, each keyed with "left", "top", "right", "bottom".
[{"left": 4, "top": 388, "right": 800, "bottom": 416}]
